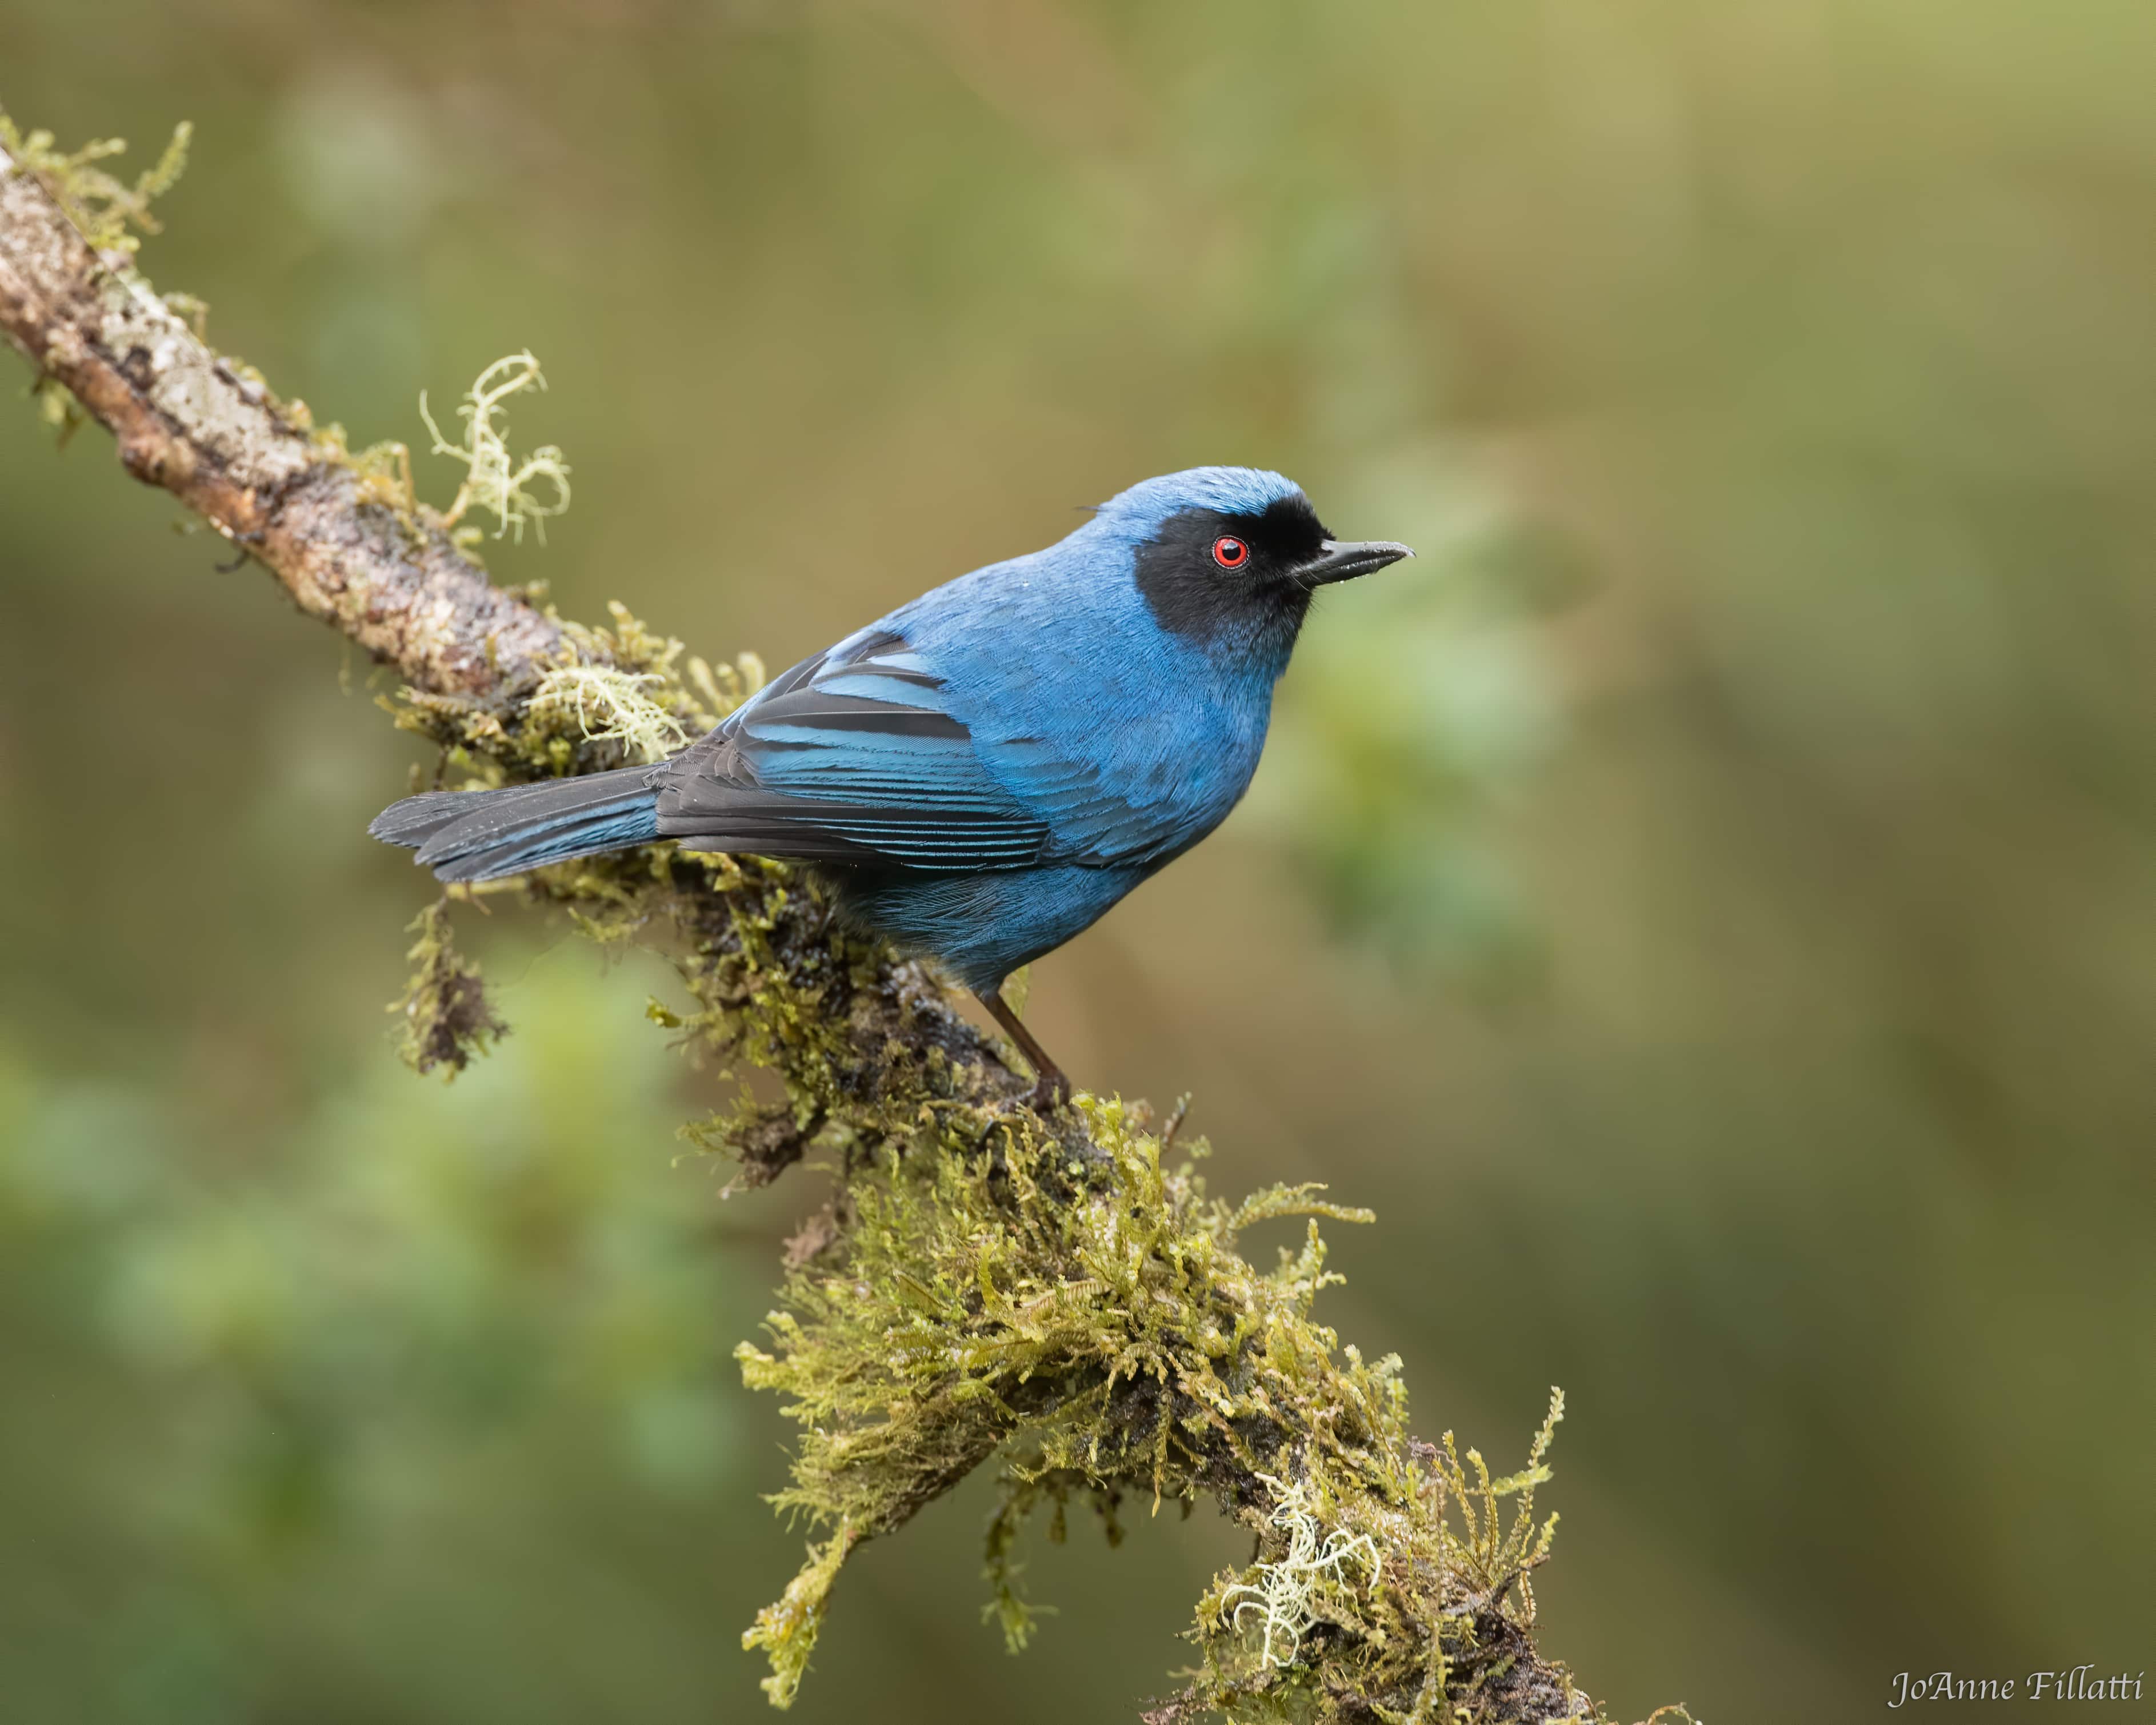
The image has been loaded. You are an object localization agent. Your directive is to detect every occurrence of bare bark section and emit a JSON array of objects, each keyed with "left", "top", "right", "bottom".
[{"left": 0, "top": 139, "right": 573, "bottom": 699}]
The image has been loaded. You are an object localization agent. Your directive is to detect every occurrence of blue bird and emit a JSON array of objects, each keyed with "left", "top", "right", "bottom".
[{"left": 371, "top": 467, "right": 1412, "bottom": 1102}]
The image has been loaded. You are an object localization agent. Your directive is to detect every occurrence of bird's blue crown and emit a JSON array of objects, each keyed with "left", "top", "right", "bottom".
[{"left": 1088, "top": 466, "right": 1307, "bottom": 539}]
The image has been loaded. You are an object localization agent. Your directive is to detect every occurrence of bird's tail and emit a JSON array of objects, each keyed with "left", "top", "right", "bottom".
[{"left": 369, "top": 768, "right": 662, "bottom": 883}]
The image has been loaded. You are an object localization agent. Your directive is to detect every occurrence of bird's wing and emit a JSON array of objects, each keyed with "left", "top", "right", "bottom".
[
  {"left": 957, "top": 733, "right": 1198, "bottom": 867},
  {"left": 655, "top": 628, "right": 1058, "bottom": 869}
]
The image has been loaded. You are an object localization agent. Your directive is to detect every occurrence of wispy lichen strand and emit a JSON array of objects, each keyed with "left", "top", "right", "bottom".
[
  {"left": 527, "top": 664, "right": 691, "bottom": 764},
  {"left": 1219, "top": 1474, "right": 1383, "bottom": 1670},
  {"left": 418, "top": 351, "right": 571, "bottom": 545}
]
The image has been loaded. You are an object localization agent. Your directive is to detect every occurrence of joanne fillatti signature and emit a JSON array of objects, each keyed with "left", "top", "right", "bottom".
[{"left": 1889, "top": 1667, "right": 2145, "bottom": 1707}]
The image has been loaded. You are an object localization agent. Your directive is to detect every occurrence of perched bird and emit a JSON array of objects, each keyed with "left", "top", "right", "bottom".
[{"left": 371, "top": 467, "right": 1411, "bottom": 1102}]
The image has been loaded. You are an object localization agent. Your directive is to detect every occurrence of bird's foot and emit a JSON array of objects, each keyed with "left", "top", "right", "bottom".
[{"left": 977, "top": 986, "right": 1075, "bottom": 1115}]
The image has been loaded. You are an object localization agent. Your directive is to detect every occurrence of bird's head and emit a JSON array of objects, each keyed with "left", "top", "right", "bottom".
[{"left": 1089, "top": 467, "right": 1413, "bottom": 662}]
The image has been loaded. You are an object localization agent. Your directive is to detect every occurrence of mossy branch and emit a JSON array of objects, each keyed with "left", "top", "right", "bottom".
[{"left": 0, "top": 114, "right": 1670, "bottom": 1724}]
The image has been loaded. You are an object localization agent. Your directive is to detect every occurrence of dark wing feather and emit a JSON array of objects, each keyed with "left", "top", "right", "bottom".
[{"left": 651, "top": 628, "right": 1054, "bottom": 870}]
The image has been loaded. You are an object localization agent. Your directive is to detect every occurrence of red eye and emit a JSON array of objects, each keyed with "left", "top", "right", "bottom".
[{"left": 1212, "top": 536, "right": 1249, "bottom": 569}]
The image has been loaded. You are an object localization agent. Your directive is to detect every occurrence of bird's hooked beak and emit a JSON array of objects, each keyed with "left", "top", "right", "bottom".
[{"left": 1299, "top": 538, "right": 1415, "bottom": 586}]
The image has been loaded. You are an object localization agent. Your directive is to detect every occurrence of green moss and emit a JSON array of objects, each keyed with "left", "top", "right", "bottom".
[
  {"left": 731, "top": 1099, "right": 1586, "bottom": 1721},
  {"left": 29, "top": 375, "right": 85, "bottom": 449},
  {"left": 388, "top": 900, "right": 507, "bottom": 1077},
  {"left": 0, "top": 110, "right": 192, "bottom": 252},
  {"left": 739, "top": 1523, "right": 858, "bottom": 1708},
  {"left": 312, "top": 421, "right": 419, "bottom": 517}
]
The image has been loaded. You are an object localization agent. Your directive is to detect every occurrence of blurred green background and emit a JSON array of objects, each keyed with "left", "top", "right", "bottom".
[{"left": 4, "top": 3, "right": 2153, "bottom": 1721}]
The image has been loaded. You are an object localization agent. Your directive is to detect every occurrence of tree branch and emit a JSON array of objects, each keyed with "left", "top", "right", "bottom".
[
  {"left": 0, "top": 131, "right": 567, "bottom": 698},
  {"left": 1, "top": 121, "right": 1637, "bottom": 1725}
]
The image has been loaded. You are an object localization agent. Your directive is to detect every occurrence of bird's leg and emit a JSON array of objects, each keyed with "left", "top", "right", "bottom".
[{"left": 977, "top": 988, "right": 1073, "bottom": 1110}]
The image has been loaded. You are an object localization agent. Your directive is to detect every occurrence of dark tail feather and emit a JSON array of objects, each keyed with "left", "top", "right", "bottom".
[
  {"left": 369, "top": 768, "right": 662, "bottom": 883},
  {"left": 367, "top": 789, "right": 478, "bottom": 846}
]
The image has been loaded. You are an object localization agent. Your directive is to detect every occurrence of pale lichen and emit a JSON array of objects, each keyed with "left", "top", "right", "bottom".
[
  {"left": 1218, "top": 1473, "right": 1383, "bottom": 1670},
  {"left": 418, "top": 351, "right": 571, "bottom": 546},
  {"left": 527, "top": 664, "right": 691, "bottom": 764}
]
